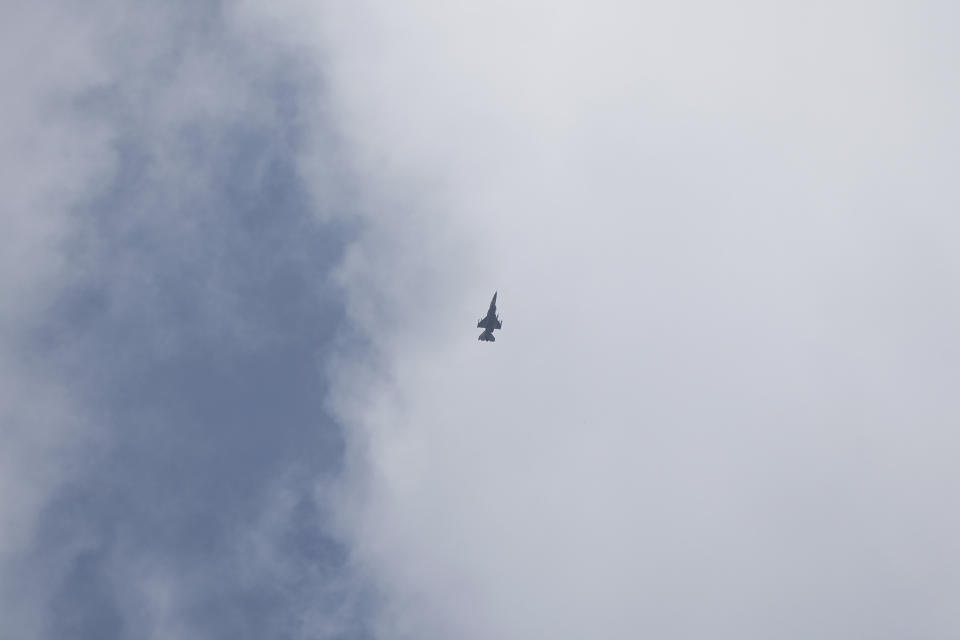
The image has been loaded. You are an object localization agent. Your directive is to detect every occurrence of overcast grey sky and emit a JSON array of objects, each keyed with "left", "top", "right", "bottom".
[{"left": 3, "top": 1, "right": 960, "bottom": 638}]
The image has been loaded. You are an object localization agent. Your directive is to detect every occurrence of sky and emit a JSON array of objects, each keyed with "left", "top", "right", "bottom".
[{"left": 3, "top": 1, "right": 960, "bottom": 638}]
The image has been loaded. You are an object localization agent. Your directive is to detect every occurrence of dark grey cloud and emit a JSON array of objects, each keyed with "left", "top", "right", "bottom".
[{"left": 1, "top": 1, "right": 371, "bottom": 638}]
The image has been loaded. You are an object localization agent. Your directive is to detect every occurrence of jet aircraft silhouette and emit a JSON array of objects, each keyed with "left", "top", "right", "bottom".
[{"left": 477, "top": 291, "right": 502, "bottom": 342}]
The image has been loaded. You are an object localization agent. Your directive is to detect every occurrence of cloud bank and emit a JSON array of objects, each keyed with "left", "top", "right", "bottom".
[{"left": 2, "top": 2, "right": 366, "bottom": 638}]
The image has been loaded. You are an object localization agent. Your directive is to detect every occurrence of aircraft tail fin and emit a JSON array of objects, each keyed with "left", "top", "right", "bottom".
[{"left": 478, "top": 330, "right": 495, "bottom": 342}]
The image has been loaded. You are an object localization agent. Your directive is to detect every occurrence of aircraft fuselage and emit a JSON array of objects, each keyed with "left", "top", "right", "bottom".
[{"left": 477, "top": 292, "right": 501, "bottom": 342}]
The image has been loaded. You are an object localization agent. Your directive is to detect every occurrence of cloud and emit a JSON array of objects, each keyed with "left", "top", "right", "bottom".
[
  {"left": 0, "top": 2, "right": 368, "bottom": 638},
  {"left": 254, "top": 1, "right": 960, "bottom": 638}
]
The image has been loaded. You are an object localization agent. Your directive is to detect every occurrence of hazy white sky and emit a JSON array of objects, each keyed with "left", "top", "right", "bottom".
[
  {"left": 294, "top": 2, "right": 960, "bottom": 638},
  {"left": 3, "top": 1, "right": 960, "bottom": 638}
]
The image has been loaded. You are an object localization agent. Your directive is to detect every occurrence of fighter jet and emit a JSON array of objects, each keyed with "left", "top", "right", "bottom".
[{"left": 477, "top": 291, "right": 502, "bottom": 342}]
